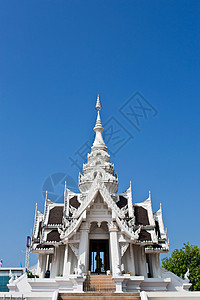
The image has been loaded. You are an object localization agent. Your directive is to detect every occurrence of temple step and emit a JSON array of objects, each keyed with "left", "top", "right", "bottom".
[
  {"left": 58, "top": 292, "right": 141, "bottom": 300},
  {"left": 59, "top": 276, "right": 141, "bottom": 299},
  {"left": 83, "top": 275, "right": 116, "bottom": 292}
]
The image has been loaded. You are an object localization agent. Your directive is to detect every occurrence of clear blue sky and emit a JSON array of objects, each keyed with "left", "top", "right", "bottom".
[{"left": 0, "top": 0, "right": 199, "bottom": 267}]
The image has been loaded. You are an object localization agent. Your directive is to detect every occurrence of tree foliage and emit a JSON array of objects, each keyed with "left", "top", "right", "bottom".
[{"left": 162, "top": 243, "right": 200, "bottom": 291}]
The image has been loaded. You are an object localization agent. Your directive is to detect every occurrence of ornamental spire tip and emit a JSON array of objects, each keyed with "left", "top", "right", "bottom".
[
  {"left": 92, "top": 94, "right": 106, "bottom": 150},
  {"left": 95, "top": 94, "right": 102, "bottom": 111}
]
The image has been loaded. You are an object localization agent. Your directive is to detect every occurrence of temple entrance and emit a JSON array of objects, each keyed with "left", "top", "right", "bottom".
[{"left": 89, "top": 240, "right": 109, "bottom": 274}]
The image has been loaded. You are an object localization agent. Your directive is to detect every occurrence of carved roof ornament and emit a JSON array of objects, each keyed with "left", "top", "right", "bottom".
[
  {"left": 149, "top": 190, "right": 151, "bottom": 200},
  {"left": 120, "top": 243, "right": 129, "bottom": 257}
]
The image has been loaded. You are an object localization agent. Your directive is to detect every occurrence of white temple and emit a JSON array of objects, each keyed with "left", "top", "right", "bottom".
[{"left": 5, "top": 96, "right": 200, "bottom": 300}]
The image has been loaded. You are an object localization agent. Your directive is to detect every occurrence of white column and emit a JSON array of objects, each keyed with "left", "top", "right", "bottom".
[
  {"left": 51, "top": 248, "right": 59, "bottom": 278},
  {"left": 109, "top": 221, "right": 121, "bottom": 275},
  {"left": 46, "top": 254, "right": 50, "bottom": 271},
  {"left": 156, "top": 253, "right": 161, "bottom": 278},
  {"left": 78, "top": 222, "right": 89, "bottom": 275},
  {"left": 37, "top": 254, "right": 46, "bottom": 278},
  {"left": 129, "top": 244, "right": 135, "bottom": 275},
  {"left": 150, "top": 253, "right": 161, "bottom": 278},
  {"left": 37, "top": 254, "right": 42, "bottom": 277},
  {"left": 139, "top": 247, "right": 147, "bottom": 278},
  {"left": 63, "top": 244, "right": 70, "bottom": 277}
]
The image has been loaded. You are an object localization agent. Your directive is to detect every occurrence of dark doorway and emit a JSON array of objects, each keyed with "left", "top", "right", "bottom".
[{"left": 89, "top": 240, "right": 109, "bottom": 274}]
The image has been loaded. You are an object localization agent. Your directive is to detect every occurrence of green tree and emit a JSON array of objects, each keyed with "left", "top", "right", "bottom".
[{"left": 162, "top": 243, "right": 200, "bottom": 291}]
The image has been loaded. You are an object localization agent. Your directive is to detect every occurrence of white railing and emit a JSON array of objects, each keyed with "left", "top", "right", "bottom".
[{"left": 0, "top": 294, "right": 25, "bottom": 300}]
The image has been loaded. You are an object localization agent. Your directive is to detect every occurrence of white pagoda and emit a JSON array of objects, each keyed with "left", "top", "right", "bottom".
[{"left": 6, "top": 96, "right": 196, "bottom": 300}]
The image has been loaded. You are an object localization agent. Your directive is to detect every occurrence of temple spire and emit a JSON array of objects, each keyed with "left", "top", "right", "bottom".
[
  {"left": 92, "top": 94, "right": 106, "bottom": 150},
  {"left": 95, "top": 94, "right": 102, "bottom": 111}
]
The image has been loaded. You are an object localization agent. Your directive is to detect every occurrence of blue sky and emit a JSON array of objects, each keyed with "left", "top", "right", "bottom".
[{"left": 0, "top": 0, "right": 199, "bottom": 267}]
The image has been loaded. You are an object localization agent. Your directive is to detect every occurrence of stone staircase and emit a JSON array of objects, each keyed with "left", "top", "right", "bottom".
[
  {"left": 83, "top": 275, "right": 116, "bottom": 292},
  {"left": 58, "top": 276, "right": 141, "bottom": 299},
  {"left": 58, "top": 292, "right": 141, "bottom": 300}
]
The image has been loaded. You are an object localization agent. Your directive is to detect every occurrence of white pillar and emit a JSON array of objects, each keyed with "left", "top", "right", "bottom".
[
  {"left": 150, "top": 253, "right": 161, "bottom": 278},
  {"left": 37, "top": 254, "right": 42, "bottom": 277},
  {"left": 109, "top": 221, "right": 121, "bottom": 275},
  {"left": 63, "top": 244, "right": 70, "bottom": 277},
  {"left": 156, "top": 253, "right": 161, "bottom": 278},
  {"left": 78, "top": 222, "right": 89, "bottom": 274},
  {"left": 46, "top": 254, "right": 50, "bottom": 271},
  {"left": 129, "top": 244, "right": 135, "bottom": 275},
  {"left": 37, "top": 254, "right": 46, "bottom": 278},
  {"left": 51, "top": 248, "right": 59, "bottom": 278},
  {"left": 139, "top": 247, "right": 147, "bottom": 278}
]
